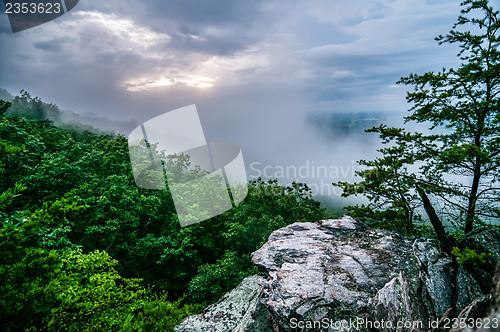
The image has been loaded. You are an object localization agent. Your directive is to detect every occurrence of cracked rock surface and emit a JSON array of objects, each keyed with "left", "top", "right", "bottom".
[
  {"left": 174, "top": 275, "right": 271, "bottom": 332},
  {"left": 251, "top": 216, "right": 421, "bottom": 330},
  {"left": 175, "top": 217, "right": 500, "bottom": 332}
]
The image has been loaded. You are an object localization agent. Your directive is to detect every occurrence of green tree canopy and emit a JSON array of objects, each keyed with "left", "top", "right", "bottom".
[{"left": 335, "top": 0, "right": 500, "bottom": 242}]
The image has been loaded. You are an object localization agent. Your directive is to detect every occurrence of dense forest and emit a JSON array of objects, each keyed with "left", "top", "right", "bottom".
[{"left": 0, "top": 96, "right": 326, "bottom": 331}]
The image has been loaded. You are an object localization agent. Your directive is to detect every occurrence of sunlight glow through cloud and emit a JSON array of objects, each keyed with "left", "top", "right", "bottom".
[
  {"left": 123, "top": 50, "right": 270, "bottom": 91},
  {"left": 124, "top": 76, "right": 216, "bottom": 91}
]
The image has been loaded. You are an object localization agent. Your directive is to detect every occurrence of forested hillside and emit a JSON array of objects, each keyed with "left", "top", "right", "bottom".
[
  {"left": 0, "top": 88, "right": 136, "bottom": 134},
  {"left": 0, "top": 99, "right": 325, "bottom": 331}
]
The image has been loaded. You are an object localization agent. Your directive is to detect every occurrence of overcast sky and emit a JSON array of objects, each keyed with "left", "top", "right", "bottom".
[{"left": 0, "top": 0, "right": 466, "bottom": 199}]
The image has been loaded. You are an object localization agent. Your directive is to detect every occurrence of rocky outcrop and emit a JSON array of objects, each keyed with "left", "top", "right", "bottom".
[
  {"left": 251, "top": 216, "right": 421, "bottom": 330},
  {"left": 174, "top": 276, "right": 272, "bottom": 332},
  {"left": 175, "top": 217, "right": 500, "bottom": 332},
  {"left": 455, "top": 265, "right": 484, "bottom": 313},
  {"left": 369, "top": 271, "right": 428, "bottom": 331},
  {"left": 413, "top": 238, "right": 455, "bottom": 318},
  {"left": 451, "top": 295, "right": 493, "bottom": 332},
  {"left": 457, "top": 260, "right": 500, "bottom": 332}
]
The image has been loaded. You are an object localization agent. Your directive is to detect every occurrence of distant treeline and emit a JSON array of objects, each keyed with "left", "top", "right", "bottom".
[{"left": 0, "top": 88, "right": 137, "bottom": 134}]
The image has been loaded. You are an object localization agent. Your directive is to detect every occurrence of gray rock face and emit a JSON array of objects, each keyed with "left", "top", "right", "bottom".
[
  {"left": 174, "top": 276, "right": 272, "bottom": 332},
  {"left": 464, "top": 260, "right": 500, "bottom": 332},
  {"left": 252, "top": 216, "right": 421, "bottom": 330},
  {"left": 455, "top": 265, "right": 484, "bottom": 313},
  {"left": 175, "top": 218, "right": 500, "bottom": 332},
  {"left": 413, "top": 238, "right": 455, "bottom": 318},
  {"left": 369, "top": 272, "right": 428, "bottom": 331},
  {"left": 452, "top": 295, "right": 493, "bottom": 332}
]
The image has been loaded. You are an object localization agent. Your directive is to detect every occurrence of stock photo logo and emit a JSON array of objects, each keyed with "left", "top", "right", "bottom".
[
  {"left": 4, "top": 0, "right": 79, "bottom": 33},
  {"left": 128, "top": 105, "right": 248, "bottom": 227}
]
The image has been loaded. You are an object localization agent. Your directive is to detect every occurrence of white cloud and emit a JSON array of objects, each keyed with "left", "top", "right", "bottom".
[
  {"left": 123, "top": 46, "right": 272, "bottom": 91},
  {"left": 67, "top": 11, "right": 170, "bottom": 59}
]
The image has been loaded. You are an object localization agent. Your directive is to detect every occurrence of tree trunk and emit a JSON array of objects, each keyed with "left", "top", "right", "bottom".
[
  {"left": 465, "top": 172, "right": 480, "bottom": 234},
  {"left": 465, "top": 132, "right": 482, "bottom": 234},
  {"left": 416, "top": 185, "right": 451, "bottom": 249}
]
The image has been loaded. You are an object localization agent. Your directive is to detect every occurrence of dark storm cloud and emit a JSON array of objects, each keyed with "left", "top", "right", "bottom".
[
  {"left": 304, "top": 53, "right": 396, "bottom": 95},
  {"left": 33, "top": 41, "right": 63, "bottom": 52},
  {"left": 101, "top": 0, "right": 274, "bottom": 56},
  {"left": 0, "top": 5, "right": 11, "bottom": 33},
  {"left": 141, "top": 0, "right": 262, "bottom": 25},
  {"left": 166, "top": 31, "right": 250, "bottom": 57}
]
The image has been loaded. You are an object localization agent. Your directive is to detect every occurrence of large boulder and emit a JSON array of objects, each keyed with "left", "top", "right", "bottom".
[
  {"left": 175, "top": 217, "right": 500, "bottom": 332},
  {"left": 413, "top": 238, "right": 455, "bottom": 318},
  {"left": 451, "top": 295, "right": 493, "bottom": 332},
  {"left": 455, "top": 265, "right": 484, "bottom": 313},
  {"left": 369, "top": 271, "right": 428, "bottom": 332},
  {"left": 456, "top": 260, "right": 500, "bottom": 332},
  {"left": 251, "top": 216, "right": 422, "bottom": 331}
]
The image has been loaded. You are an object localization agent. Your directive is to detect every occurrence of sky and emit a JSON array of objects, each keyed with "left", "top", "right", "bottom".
[{"left": 0, "top": 0, "right": 466, "bottom": 201}]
